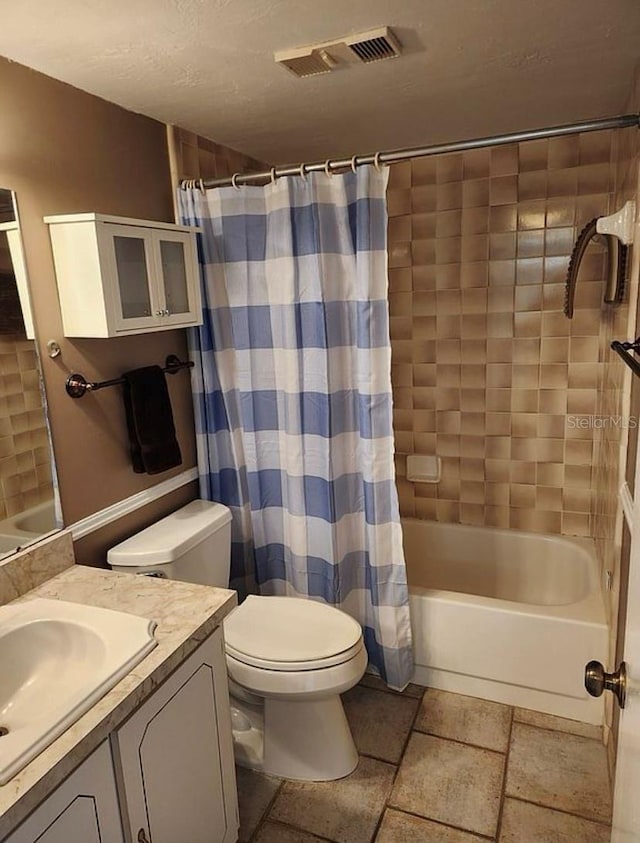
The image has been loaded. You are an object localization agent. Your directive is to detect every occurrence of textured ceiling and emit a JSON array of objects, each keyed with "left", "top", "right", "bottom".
[{"left": 1, "top": 0, "right": 639, "bottom": 165}]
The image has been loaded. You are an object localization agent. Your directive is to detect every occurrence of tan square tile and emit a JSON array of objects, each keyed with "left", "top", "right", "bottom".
[
  {"left": 236, "top": 767, "right": 282, "bottom": 842},
  {"left": 255, "top": 822, "right": 329, "bottom": 842},
  {"left": 412, "top": 212, "right": 437, "bottom": 240},
  {"left": 415, "top": 689, "right": 511, "bottom": 752},
  {"left": 462, "top": 179, "right": 489, "bottom": 208},
  {"left": 411, "top": 157, "right": 437, "bottom": 185},
  {"left": 434, "top": 210, "right": 462, "bottom": 240},
  {"left": 518, "top": 171, "right": 547, "bottom": 201},
  {"left": 461, "top": 206, "right": 489, "bottom": 234},
  {"left": 390, "top": 732, "right": 504, "bottom": 836},
  {"left": 506, "top": 724, "right": 611, "bottom": 822},
  {"left": 376, "top": 808, "right": 486, "bottom": 842},
  {"left": 269, "top": 756, "right": 395, "bottom": 843},
  {"left": 514, "top": 708, "right": 602, "bottom": 740},
  {"left": 491, "top": 144, "right": 519, "bottom": 176},
  {"left": 463, "top": 148, "right": 491, "bottom": 180},
  {"left": 389, "top": 161, "right": 412, "bottom": 188},
  {"left": 517, "top": 199, "right": 546, "bottom": 229},
  {"left": 499, "top": 798, "right": 610, "bottom": 843},
  {"left": 342, "top": 685, "right": 420, "bottom": 763}
]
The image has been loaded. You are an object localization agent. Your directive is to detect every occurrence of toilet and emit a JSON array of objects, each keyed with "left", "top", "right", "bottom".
[{"left": 108, "top": 499, "right": 367, "bottom": 781}]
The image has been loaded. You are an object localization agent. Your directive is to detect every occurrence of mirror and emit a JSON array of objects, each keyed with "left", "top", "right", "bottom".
[{"left": 0, "top": 189, "right": 61, "bottom": 559}]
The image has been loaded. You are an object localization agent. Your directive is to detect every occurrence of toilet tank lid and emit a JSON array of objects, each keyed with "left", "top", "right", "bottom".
[{"left": 107, "top": 500, "right": 231, "bottom": 567}]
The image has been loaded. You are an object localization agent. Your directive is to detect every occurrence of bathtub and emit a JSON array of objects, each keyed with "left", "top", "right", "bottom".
[
  {"left": 0, "top": 499, "right": 59, "bottom": 560},
  {"left": 404, "top": 519, "right": 608, "bottom": 724}
]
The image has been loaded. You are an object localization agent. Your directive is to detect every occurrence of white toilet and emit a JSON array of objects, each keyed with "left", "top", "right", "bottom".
[{"left": 108, "top": 499, "right": 367, "bottom": 781}]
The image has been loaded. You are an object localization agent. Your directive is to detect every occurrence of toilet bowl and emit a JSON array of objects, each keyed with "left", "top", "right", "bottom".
[
  {"left": 108, "top": 499, "right": 367, "bottom": 781},
  {"left": 224, "top": 594, "right": 367, "bottom": 780}
]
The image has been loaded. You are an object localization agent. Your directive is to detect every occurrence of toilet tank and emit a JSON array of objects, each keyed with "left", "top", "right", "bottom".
[{"left": 107, "top": 500, "right": 232, "bottom": 588}]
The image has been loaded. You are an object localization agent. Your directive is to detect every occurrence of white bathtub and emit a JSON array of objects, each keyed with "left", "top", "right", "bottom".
[
  {"left": 0, "top": 499, "right": 58, "bottom": 560},
  {"left": 404, "top": 519, "right": 608, "bottom": 724}
]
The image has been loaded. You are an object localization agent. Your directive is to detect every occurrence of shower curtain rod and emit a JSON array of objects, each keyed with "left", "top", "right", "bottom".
[{"left": 183, "top": 113, "right": 640, "bottom": 190}]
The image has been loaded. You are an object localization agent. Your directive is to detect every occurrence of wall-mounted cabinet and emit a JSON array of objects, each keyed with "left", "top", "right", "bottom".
[{"left": 44, "top": 214, "right": 202, "bottom": 337}]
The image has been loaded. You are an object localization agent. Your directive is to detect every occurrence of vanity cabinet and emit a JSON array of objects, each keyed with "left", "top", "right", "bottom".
[
  {"left": 5, "top": 628, "right": 238, "bottom": 843},
  {"left": 44, "top": 213, "right": 202, "bottom": 337},
  {"left": 5, "top": 741, "right": 124, "bottom": 843},
  {"left": 113, "top": 628, "right": 238, "bottom": 843}
]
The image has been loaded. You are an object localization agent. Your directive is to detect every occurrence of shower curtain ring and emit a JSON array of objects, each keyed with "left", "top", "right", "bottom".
[
  {"left": 231, "top": 173, "right": 241, "bottom": 190},
  {"left": 270, "top": 167, "right": 278, "bottom": 185},
  {"left": 198, "top": 178, "right": 205, "bottom": 194},
  {"left": 373, "top": 151, "right": 384, "bottom": 172},
  {"left": 324, "top": 159, "right": 333, "bottom": 177},
  {"left": 351, "top": 155, "right": 358, "bottom": 173},
  {"left": 299, "top": 162, "right": 309, "bottom": 181}
]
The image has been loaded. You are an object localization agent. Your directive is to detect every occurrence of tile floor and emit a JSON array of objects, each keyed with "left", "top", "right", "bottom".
[{"left": 236, "top": 677, "right": 612, "bottom": 843}]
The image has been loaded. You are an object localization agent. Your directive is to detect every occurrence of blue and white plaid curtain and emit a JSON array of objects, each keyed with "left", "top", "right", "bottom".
[{"left": 179, "top": 167, "right": 413, "bottom": 689}]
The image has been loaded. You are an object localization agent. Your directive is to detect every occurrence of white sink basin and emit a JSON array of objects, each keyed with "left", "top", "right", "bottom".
[{"left": 0, "top": 598, "right": 157, "bottom": 783}]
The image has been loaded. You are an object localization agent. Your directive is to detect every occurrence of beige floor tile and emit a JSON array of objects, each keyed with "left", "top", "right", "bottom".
[
  {"left": 254, "top": 821, "right": 328, "bottom": 842},
  {"left": 414, "top": 688, "right": 512, "bottom": 752},
  {"left": 376, "top": 808, "right": 487, "bottom": 842},
  {"left": 269, "top": 755, "right": 396, "bottom": 843},
  {"left": 499, "top": 797, "right": 611, "bottom": 842},
  {"left": 359, "top": 673, "right": 424, "bottom": 698},
  {"left": 389, "top": 732, "right": 505, "bottom": 837},
  {"left": 506, "top": 724, "right": 612, "bottom": 823},
  {"left": 343, "top": 685, "right": 420, "bottom": 763},
  {"left": 514, "top": 707, "right": 602, "bottom": 740},
  {"left": 236, "top": 767, "right": 282, "bottom": 842}
]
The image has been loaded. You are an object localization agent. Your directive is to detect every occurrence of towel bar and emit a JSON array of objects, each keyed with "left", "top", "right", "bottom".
[
  {"left": 65, "top": 355, "right": 194, "bottom": 399},
  {"left": 611, "top": 339, "right": 640, "bottom": 378}
]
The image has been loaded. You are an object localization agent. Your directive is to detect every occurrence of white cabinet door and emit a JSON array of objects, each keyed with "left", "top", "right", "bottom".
[
  {"left": 153, "top": 229, "right": 201, "bottom": 328},
  {"left": 114, "top": 629, "right": 238, "bottom": 843},
  {"left": 5, "top": 741, "right": 124, "bottom": 843}
]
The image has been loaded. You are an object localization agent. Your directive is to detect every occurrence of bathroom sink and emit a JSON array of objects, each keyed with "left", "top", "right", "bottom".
[{"left": 0, "top": 597, "right": 157, "bottom": 783}]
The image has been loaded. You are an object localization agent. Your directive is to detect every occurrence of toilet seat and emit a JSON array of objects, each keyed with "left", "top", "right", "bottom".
[{"left": 224, "top": 595, "right": 363, "bottom": 672}]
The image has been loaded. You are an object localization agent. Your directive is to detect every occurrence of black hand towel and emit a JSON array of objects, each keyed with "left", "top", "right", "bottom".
[{"left": 122, "top": 366, "right": 182, "bottom": 475}]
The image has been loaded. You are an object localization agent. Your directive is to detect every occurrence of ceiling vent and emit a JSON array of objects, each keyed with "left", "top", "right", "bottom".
[
  {"left": 345, "top": 28, "right": 402, "bottom": 64},
  {"left": 275, "top": 27, "right": 401, "bottom": 78}
]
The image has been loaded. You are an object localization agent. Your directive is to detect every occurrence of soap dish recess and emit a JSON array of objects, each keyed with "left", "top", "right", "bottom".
[{"left": 406, "top": 455, "right": 441, "bottom": 484}]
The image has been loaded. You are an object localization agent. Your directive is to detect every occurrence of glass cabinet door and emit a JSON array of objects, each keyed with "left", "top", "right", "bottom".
[
  {"left": 159, "top": 238, "right": 189, "bottom": 314},
  {"left": 102, "top": 224, "right": 159, "bottom": 331},
  {"left": 114, "top": 235, "right": 152, "bottom": 318},
  {"left": 153, "top": 230, "right": 200, "bottom": 326}
]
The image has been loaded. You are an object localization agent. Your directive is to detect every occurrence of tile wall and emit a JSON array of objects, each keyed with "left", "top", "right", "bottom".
[
  {"left": 388, "top": 130, "right": 619, "bottom": 537},
  {"left": 168, "top": 125, "right": 265, "bottom": 184},
  {"left": 0, "top": 237, "right": 52, "bottom": 520},
  {"left": 0, "top": 333, "right": 52, "bottom": 519}
]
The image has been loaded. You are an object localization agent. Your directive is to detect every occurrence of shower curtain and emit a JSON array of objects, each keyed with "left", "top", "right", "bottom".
[{"left": 179, "top": 166, "right": 413, "bottom": 689}]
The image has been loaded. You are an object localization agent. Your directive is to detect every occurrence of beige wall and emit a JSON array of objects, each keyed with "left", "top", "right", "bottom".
[
  {"left": 0, "top": 58, "right": 260, "bottom": 566},
  {"left": 388, "top": 130, "right": 619, "bottom": 537}
]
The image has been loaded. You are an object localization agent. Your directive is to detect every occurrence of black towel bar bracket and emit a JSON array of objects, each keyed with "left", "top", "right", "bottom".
[
  {"left": 612, "top": 339, "right": 640, "bottom": 378},
  {"left": 65, "top": 355, "right": 194, "bottom": 399}
]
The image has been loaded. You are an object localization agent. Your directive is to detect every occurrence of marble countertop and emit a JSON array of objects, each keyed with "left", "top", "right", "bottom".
[{"left": 0, "top": 564, "right": 237, "bottom": 838}]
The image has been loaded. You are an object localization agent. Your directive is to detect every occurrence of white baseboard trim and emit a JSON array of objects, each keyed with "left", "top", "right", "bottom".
[{"left": 70, "top": 467, "right": 199, "bottom": 540}]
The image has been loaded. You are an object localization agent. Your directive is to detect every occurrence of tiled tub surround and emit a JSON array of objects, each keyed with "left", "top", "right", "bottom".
[
  {"left": 238, "top": 679, "right": 612, "bottom": 843},
  {"left": 0, "top": 562, "right": 236, "bottom": 838},
  {"left": 388, "top": 129, "right": 618, "bottom": 536},
  {"left": 0, "top": 332, "right": 54, "bottom": 520}
]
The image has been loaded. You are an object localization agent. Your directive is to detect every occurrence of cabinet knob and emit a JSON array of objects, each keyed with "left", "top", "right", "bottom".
[
  {"left": 137, "top": 829, "right": 151, "bottom": 843},
  {"left": 155, "top": 310, "right": 163, "bottom": 316}
]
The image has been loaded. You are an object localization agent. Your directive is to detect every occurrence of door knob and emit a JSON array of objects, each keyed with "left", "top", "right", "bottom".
[{"left": 584, "top": 660, "right": 627, "bottom": 708}]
